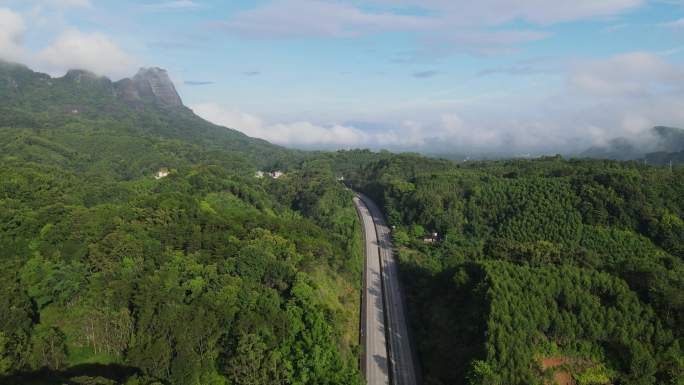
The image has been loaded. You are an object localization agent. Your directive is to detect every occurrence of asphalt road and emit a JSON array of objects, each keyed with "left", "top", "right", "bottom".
[{"left": 354, "top": 194, "right": 419, "bottom": 385}]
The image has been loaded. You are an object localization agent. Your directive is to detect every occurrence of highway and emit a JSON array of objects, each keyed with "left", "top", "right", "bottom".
[{"left": 354, "top": 194, "right": 419, "bottom": 385}]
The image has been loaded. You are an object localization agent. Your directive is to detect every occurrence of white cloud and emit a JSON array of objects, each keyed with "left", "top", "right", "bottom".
[
  {"left": 190, "top": 51, "right": 684, "bottom": 154},
  {"left": 220, "top": 0, "right": 643, "bottom": 38},
  {"left": 603, "top": 24, "right": 628, "bottom": 33},
  {"left": 560, "top": 53, "right": 684, "bottom": 146},
  {"left": 661, "top": 17, "right": 684, "bottom": 29},
  {"left": 218, "top": 0, "right": 642, "bottom": 55},
  {"left": 44, "top": 0, "right": 91, "bottom": 8},
  {"left": 218, "top": 0, "right": 430, "bottom": 38},
  {"left": 268, "top": 121, "right": 369, "bottom": 147},
  {"left": 146, "top": 1, "right": 201, "bottom": 10},
  {"left": 0, "top": 7, "right": 26, "bottom": 62},
  {"left": 371, "top": 0, "right": 644, "bottom": 25},
  {"left": 425, "top": 29, "right": 550, "bottom": 56},
  {"left": 192, "top": 105, "right": 264, "bottom": 133},
  {"left": 420, "top": 52, "right": 684, "bottom": 153},
  {"left": 0, "top": 6, "right": 137, "bottom": 78},
  {"left": 17, "top": 0, "right": 92, "bottom": 9},
  {"left": 35, "top": 29, "right": 137, "bottom": 78},
  {"left": 191, "top": 102, "right": 372, "bottom": 148},
  {"left": 659, "top": 46, "right": 684, "bottom": 56},
  {"left": 569, "top": 52, "right": 684, "bottom": 96},
  {"left": 191, "top": 103, "right": 524, "bottom": 150}
]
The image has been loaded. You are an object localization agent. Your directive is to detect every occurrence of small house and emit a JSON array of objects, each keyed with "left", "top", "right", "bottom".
[
  {"left": 154, "top": 168, "right": 170, "bottom": 180},
  {"left": 422, "top": 232, "right": 439, "bottom": 244}
]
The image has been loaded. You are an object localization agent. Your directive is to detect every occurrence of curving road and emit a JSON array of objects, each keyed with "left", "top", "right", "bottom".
[{"left": 354, "top": 193, "right": 419, "bottom": 385}]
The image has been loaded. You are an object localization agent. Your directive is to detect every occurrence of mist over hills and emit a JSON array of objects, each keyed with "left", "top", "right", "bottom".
[
  {"left": 581, "top": 126, "right": 684, "bottom": 165},
  {"left": 2, "top": 59, "right": 682, "bottom": 169},
  {"left": 407, "top": 125, "right": 684, "bottom": 166}
]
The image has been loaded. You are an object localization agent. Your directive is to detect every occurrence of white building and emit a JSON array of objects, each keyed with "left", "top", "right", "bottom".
[
  {"left": 154, "top": 168, "right": 170, "bottom": 180},
  {"left": 422, "top": 232, "right": 439, "bottom": 244}
]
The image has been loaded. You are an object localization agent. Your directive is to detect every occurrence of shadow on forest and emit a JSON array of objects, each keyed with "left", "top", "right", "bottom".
[
  {"left": 0, "top": 363, "right": 142, "bottom": 385},
  {"left": 396, "top": 257, "right": 488, "bottom": 385}
]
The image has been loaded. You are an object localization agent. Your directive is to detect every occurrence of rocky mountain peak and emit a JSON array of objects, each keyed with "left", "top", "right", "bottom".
[
  {"left": 63, "top": 69, "right": 101, "bottom": 83},
  {"left": 125, "top": 67, "right": 183, "bottom": 108},
  {"left": 0, "top": 61, "right": 185, "bottom": 110}
]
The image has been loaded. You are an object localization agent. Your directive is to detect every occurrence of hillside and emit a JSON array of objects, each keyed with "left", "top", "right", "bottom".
[
  {"left": 0, "top": 63, "right": 363, "bottom": 385},
  {"left": 0, "top": 60, "right": 301, "bottom": 178}
]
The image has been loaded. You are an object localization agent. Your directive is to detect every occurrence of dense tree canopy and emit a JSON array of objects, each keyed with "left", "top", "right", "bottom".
[
  {"left": 0, "top": 155, "right": 364, "bottom": 385},
  {"left": 3, "top": 61, "right": 684, "bottom": 385},
  {"left": 0, "top": 62, "right": 362, "bottom": 385},
  {"left": 342, "top": 152, "right": 684, "bottom": 385}
]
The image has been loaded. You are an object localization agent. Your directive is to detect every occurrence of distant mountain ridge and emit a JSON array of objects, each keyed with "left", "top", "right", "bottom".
[
  {"left": 580, "top": 126, "right": 684, "bottom": 166},
  {"left": 652, "top": 126, "right": 684, "bottom": 153}
]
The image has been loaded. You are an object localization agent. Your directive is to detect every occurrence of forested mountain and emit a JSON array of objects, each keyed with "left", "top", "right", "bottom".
[
  {"left": 0, "top": 60, "right": 302, "bottom": 177},
  {"left": 0, "top": 63, "right": 362, "bottom": 385},
  {"left": 339, "top": 152, "right": 684, "bottom": 385}
]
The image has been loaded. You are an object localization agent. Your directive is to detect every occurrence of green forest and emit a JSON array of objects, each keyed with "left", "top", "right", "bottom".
[
  {"left": 0, "top": 62, "right": 363, "bottom": 385},
  {"left": 2, "top": 61, "right": 684, "bottom": 385},
  {"left": 344, "top": 153, "right": 684, "bottom": 385}
]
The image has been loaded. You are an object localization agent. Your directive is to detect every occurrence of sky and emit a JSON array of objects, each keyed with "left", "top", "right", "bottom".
[{"left": 0, "top": 0, "right": 683, "bottom": 155}]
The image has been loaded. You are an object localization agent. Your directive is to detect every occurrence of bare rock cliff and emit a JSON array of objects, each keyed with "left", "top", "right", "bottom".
[{"left": 117, "top": 67, "right": 183, "bottom": 108}]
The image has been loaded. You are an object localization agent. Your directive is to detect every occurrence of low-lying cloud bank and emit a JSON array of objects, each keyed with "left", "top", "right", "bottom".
[
  {"left": 191, "top": 103, "right": 374, "bottom": 149},
  {"left": 194, "top": 51, "right": 684, "bottom": 155}
]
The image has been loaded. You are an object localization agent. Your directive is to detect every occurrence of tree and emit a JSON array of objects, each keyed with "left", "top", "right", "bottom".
[
  {"left": 30, "top": 325, "right": 67, "bottom": 370},
  {"left": 224, "top": 333, "right": 286, "bottom": 385}
]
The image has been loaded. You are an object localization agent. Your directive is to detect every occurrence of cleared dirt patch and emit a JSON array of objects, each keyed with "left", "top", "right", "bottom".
[{"left": 541, "top": 357, "right": 574, "bottom": 385}]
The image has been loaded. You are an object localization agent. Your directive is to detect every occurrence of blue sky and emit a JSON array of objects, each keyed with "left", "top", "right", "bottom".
[{"left": 1, "top": 0, "right": 683, "bottom": 154}]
